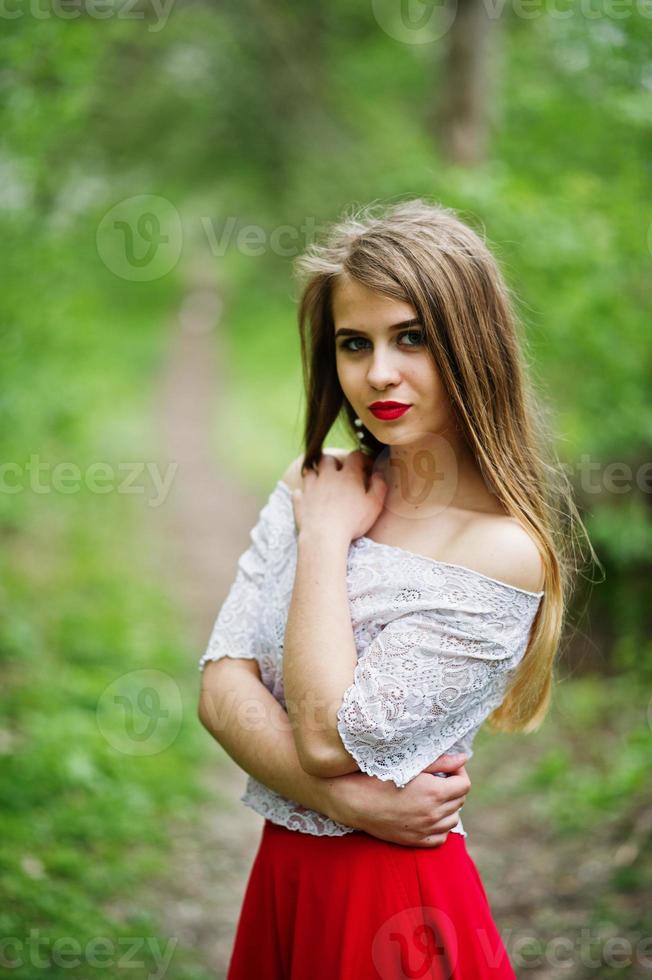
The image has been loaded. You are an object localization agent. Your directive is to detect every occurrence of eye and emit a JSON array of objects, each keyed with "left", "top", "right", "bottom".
[
  {"left": 338, "top": 329, "right": 425, "bottom": 353},
  {"left": 340, "top": 337, "right": 368, "bottom": 354},
  {"left": 400, "top": 329, "right": 425, "bottom": 347}
]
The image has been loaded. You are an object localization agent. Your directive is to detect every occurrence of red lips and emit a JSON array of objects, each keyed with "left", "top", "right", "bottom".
[{"left": 368, "top": 402, "right": 412, "bottom": 420}]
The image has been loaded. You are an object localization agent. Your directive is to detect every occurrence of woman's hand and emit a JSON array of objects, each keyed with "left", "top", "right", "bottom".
[
  {"left": 325, "top": 754, "right": 471, "bottom": 848},
  {"left": 291, "top": 451, "right": 387, "bottom": 542}
]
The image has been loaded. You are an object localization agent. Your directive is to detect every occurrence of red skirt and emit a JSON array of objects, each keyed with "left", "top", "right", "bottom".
[{"left": 226, "top": 819, "right": 516, "bottom": 980}]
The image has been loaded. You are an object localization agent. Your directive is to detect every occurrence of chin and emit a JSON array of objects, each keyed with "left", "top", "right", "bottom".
[{"left": 385, "top": 432, "right": 414, "bottom": 445}]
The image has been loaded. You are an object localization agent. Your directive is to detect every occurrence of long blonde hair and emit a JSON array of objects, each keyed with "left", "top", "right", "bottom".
[{"left": 292, "top": 196, "right": 600, "bottom": 733}]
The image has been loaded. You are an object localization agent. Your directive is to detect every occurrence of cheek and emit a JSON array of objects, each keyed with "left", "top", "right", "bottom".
[
  {"left": 336, "top": 357, "right": 357, "bottom": 396},
  {"left": 414, "top": 357, "right": 442, "bottom": 394},
  {"left": 404, "top": 366, "right": 445, "bottom": 418},
  {"left": 403, "top": 359, "right": 432, "bottom": 393}
]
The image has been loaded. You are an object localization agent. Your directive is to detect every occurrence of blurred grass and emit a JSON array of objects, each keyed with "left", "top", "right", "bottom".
[{"left": 0, "top": 220, "right": 214, "bottom": 977}]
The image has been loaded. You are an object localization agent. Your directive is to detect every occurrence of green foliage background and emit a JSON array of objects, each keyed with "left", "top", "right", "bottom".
[{"left": 1, "top": 3, "right": 650, "bottom": 976}]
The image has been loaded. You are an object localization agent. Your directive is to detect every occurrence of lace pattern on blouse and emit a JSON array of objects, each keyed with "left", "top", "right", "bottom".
[{"left": 199, "top": 479, "right": 544, "bottom": 839}]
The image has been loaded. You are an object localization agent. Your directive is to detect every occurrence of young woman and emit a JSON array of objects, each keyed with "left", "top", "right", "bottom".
[{"left": 198, "top": 199, "right": 591, "bottom": 978}]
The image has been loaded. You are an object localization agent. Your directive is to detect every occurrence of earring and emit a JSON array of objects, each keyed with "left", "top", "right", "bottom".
[{"left": 354, "top": 417, "right": 364, "bottom": 440}]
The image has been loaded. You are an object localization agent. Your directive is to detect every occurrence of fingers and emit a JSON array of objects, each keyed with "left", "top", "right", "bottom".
[
  {"left": 436, "top": 814, "right": 462, "bottom": 832},
  {"left": 422, "top": 753, "right": 469, "bottom": 773},
  {"left": 319, "top": 450, "right": 371, "bottom": 487},
  {"left": 419, "top": 832, "right": 450, "bottom": 848},
  {"left": 316, "top": 453, "right": 339, "bottom": 472},
  {"left": 368, "top": 470, "right": 387, "bottom": 500},
  {"left": 434, "top": 772, "right": 471, "bottom": 798},
  {"left": 344, "top": 451, "right": 380, "bottom": 493},
  {"left": 346, "top": 449, "right": 370, "bottom": 472},
  {"left": 438, "top": 797, "right": 465, "bottom": 818}
]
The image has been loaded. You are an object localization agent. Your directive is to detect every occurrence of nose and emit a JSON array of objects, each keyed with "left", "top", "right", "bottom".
[{"left": 366, "top": 345, "right": 401, "bottom": 390}]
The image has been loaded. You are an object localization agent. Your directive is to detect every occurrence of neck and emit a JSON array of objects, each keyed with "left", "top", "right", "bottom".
[{"left": 376, "top": 427, "right": 495, "bottom": 516}]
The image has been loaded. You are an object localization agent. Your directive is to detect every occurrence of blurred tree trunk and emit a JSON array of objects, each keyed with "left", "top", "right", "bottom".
[
  {"left": 435, "top": 0, "right": 500, "bottom": 165},
  {"left": 231, "top": 0, "right": 330, "bottom": 202}
]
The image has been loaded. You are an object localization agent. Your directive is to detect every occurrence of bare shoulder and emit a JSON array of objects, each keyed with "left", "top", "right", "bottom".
[
  {"left": 457, "top": 513, "right": 545, "bottom": 593},
  {"left": 281, "top": 447, "right": 352, "bottom": 492},
  {"left": 280, "top": 455, "right": 304, "bottom": 492}
]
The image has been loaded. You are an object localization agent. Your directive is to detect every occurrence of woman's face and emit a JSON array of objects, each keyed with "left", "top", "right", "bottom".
[{"left": 332, "top": 275, "right": 455, "bottom": 448}]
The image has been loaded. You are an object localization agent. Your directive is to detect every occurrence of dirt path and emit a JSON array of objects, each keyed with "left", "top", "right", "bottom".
[{"left": 149, "top": 262, "right": 267, "bottom": 977}]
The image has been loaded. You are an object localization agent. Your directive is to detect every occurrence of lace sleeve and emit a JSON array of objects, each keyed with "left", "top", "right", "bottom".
[
  {"left": 335, "top": 602, "right": 540, "bottom": 788},
  {"left": 198, "top": 492, "right": 274, "bottom": 672}
]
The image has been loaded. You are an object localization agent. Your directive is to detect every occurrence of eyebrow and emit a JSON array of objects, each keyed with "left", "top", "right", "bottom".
[{"left": 334, "top": 317, "right": 421, "bottom": 339}]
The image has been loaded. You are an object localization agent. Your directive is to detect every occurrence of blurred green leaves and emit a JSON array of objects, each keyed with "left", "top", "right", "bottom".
[{"left": 0, "top": 3, "right": 650, "bottom": 973}]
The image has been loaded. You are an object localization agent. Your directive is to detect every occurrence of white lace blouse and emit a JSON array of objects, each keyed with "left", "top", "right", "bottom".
[{"left": 198, "top": 478, "right": 544, "bottom": 839}]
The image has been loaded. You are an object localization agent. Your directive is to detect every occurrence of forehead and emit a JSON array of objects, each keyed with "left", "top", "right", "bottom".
[{"left": 331, "top": 276, "right": 416, "bottom": 330}]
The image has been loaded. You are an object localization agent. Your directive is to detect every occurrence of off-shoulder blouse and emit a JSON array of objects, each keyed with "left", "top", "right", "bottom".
[{"left": 198, "top": 479, "right": 544, "bottom": 839}]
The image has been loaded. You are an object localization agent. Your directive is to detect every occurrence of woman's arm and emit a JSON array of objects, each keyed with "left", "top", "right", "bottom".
[
  {"left": 199, "top": 656, "right": 345, "bottom": 819},
  {"left": 198, "top": 656, "right": 471, "bottom": 847},
  {"left": 283, "top": 523, "right": 364, "bottom": 776}
]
